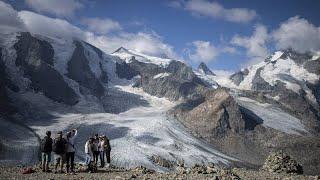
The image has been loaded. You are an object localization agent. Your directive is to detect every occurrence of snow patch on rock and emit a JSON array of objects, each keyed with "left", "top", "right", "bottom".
[
  {"left": 236, "top": 97, "right": 308, "bottom": 135},
  {"left": 153, "top": 72, "right": 171, "bottom": 79},
  {"left": 112, "top": 47, "right": 173, "bottom": 67}
]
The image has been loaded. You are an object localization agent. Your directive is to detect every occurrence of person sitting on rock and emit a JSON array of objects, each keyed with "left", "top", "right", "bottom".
[
  {"left": 40, "top": 131, "right": 53, "bottom": 172},
  {"left": 53, "top": 131, "right": 67, "bottom": 174}
]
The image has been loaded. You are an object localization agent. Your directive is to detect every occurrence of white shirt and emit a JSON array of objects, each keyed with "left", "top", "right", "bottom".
[
  {"left": 85, "top": 140, "right": 93, "bottom": 156},
  {"left": 99, "top": 140, "right": 105, "bottom": 152}
]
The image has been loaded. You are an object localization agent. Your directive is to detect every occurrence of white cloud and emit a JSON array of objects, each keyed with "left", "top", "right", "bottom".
[
  {"left": 18, "top": 11, "right": 84, "bottom": 39},
  {"left": 221, "top": 46, "right": 237, "bottom": 54},
  {"left": 272, "top": 16, "right": 320, "bottom": 53},
  {"left": 0, "top": 2, "right": 178, "bottom": 59},
  {"left": 81, "top": 17, "right": 122, "bottom": 35},
  {"left": 86, "top": 31, "right": 178, "bottom": 59},
  {"left": 188, "top": 40, "right": 219, "bottom": 63},
  {"left": 186, "top": 40, "right": 237, "bottom": 64},
  {"left": 0, "top": 1, "right": 25, "bottom": 33},
  {"left": 212, "top": 69, "right": 234, "bottom": 76},
  {"left": 177, "top": 0, "right": 257, "bottom": 23},
  {"left": 25, "top": 0, "right": 83, "bottom": 17},
  {"left": 231, "top": 24, "right": 269, "bottom": 65}
]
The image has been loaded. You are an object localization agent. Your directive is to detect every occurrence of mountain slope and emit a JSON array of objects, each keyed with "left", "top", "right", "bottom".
[
  {"left": 112, "top": 48, "right": 209, "bottom": 101},
  {"left": 1, "top": 31, "right": 320, "bottom": 174},
  {"left": 173, "top": 50, "right": 320, "bottom": 174},
  {"left": 0, "top": 31, "right": 235, "bottom": 171}
]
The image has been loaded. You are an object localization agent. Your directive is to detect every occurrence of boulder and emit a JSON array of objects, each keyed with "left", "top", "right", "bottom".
[
  {"left": 262, "top": 151, "right": 303, "bottom": 174},
  {"left": 151, "top": 155, "right": 175, "bottom": 169}
]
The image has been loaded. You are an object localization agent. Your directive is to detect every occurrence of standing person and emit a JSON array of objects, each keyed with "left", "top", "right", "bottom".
[
  {"left": 103, "top": 136, "right": 112, "bottom": 168},
  {"left": 53, "top": 131, "right": 67, "bottom": 174},
  {"left": 66, "top": 129, "right": 77, "bottom": 174},
  {"left": 98, "top": 136, "right": 105, "bottom": 168},
  {"left": 92, "top": 134, "right": 100, "bottom": 165},
  {"left": 85, "top": 137, "right": 94, "bottom": 172},
  {"left": 40, "top": 131, "right": 53, "bottom": 172}
]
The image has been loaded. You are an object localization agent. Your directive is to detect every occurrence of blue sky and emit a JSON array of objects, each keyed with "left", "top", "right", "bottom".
[{"left": 2, "top": 0, "right": 320, "bottom": 72}]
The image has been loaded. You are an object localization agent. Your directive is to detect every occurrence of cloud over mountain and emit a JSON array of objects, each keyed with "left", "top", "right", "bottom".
[
  {"left": 272, "top": 16, "right": 320, "bottom": 53},
  {"left": 0, "top": 1, "right": 177, "bottom": 60},
  {"left": 231, "top": 24, "right": 269, "bottom": 65},
  {"left": 81, "top": 17, "right": 122, "bottom": 35}
]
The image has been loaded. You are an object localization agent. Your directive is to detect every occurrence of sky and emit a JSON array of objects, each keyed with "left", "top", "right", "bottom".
[{"left": 1, "top": 0, "right": 320, "bottom": 73}]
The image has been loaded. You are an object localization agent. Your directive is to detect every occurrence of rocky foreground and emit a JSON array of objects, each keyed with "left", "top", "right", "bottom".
[
  {"left": 0, "top": 165, "right": 319, "bottom": 180},
  {"left": 1, "top": 151, "right": 319, "bottom": 179}
]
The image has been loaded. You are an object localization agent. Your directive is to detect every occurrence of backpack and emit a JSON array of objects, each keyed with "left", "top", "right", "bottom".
[
  {"left": 53, "top": 138, "right": 66, "bottom": 154},
  {"left": 103, "top": 138, "right": 111, "bottom": 151},
  {"left": 88, "top": 161, "right": 97, "bottom": 173},
  {"left": 40, "top": 136, "right": 52, "bottom": 153}
]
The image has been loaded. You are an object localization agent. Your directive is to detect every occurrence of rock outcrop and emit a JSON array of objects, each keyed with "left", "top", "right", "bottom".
[
  {"left": 262, "top": 151, "right": 303, "bottom": 174},
  {"left": 116, "top": 57, "right": 208, "bottom": 101},
  {"left": 0, "top": 48, "right": 12, "bottom": 115},
  {"left": 198, "top": 62, "right": 215, "bottom": 76},
  {"left": 14, "top": 32, "right": 79, "bottom": 105},
  {"left": 67, "top": 41, "right": 105, "bottom": 98},
  {"left": 170, "top": 88, "right": 246, "bottom": 138},
  {"left": 230, "top": 69, "right": 248, "bottom": 86}
]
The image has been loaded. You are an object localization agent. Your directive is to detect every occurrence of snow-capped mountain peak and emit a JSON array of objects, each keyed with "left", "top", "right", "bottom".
[
  {"left": 267, "top": 51, "right": 284, "bottom": 62},
  {"left": 111, "top": 47, "right": 173, "bottom": 67},
  {"left": 198, "top": 62, "right": 216, "bottom": 76},
  {"left": 113, "top": 46, "right": 131, "bottom": 54}
]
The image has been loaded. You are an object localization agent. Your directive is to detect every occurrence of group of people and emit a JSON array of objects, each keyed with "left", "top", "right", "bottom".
[
  {"left": 40, "top": 129, "right": 111, "bottom": 174},
  {"left": 85, "top": 134, "right": 112, "bottom": 172}
]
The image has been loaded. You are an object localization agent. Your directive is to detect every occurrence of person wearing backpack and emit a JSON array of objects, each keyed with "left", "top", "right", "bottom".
[
  {"left": 103, "top": 135, "right": 111, "bottom": 168},
  {"left": 66, "top": 129, "right": 77, "bottom": 174},
  {"left": 40, "top": 131, "right": 53, "bottom": 172},
  {"left": 53, "top": 131, "right": 67, "bottom": 174}
]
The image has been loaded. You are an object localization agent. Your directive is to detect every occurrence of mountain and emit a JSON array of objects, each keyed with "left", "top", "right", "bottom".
[
  {"left": 193, "top": 62, "right": 219, "bottom": 89},
  {"left": 198, "top": 62, "right": 215, "bottom": 76},
  {"left": 112, "top": 47, "right": 209, "bottom": 101},
  {"left": 0, "top": 31, "right": 236, "bottom": 169},
  {"left": 228, "top": 50, "right": 320, "bottom": 133},
  {"left": 0, "top": 31, "right": 319, "bottom": 174},
  {"left": 171, "top": 49, "right": 320, "bottom": 174}
]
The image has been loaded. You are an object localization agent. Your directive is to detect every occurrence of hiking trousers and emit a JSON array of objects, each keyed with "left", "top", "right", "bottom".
[
  {"left": 66, "top": 152, "right": 75, "bottom": 172},
  {"left": 106, "top": 149, "right": 111, "bottom": 164},
  {"left": 99, "top": 151, "right": 105, "bottom": 167},
  {"left": 93, "top": 151, "right": 99, "bottom": 164}
]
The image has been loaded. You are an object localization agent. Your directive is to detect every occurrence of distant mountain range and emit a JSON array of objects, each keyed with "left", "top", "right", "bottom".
[{"left": 0, "top": 31, "right": 319, "bottom": 174}]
